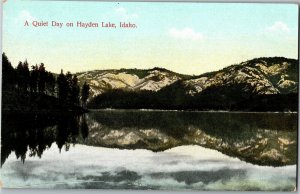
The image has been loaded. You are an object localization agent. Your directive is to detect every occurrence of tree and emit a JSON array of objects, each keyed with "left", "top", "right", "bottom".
[
  {"left": 22, "top": 60, "right": 30, "bottom": 91},
  {"left": 16, "top": 62, "right": 23, "bottom": 90},
  {"left": 81, "top": 82, "right": 90, "bottom": 109},
  {"left": 38, "top": 63, "right": 46, "bottom": 93},
  {"left": 2, "top": 53, "right": 15, "bottom": 89},
  {"left": 16, "top": 60, "right": 30, "bottom": 92},
  {"left": 65, "top": 71, "right": 73, "bottom": 103},
  {"left": 29, "top": 65, "right": 38, "bottom": 93},
  {"left": 70, "top": 75, "right": 80, "bottom": 106},
  {"left": 57, "top": 70, "right": 68, "bottom": 106},
  {"left": 57, "top": 70, "right": 81, "bottom": 108},
  {"left": 45, "top": 72, "right": 55, "bottom": 96}
]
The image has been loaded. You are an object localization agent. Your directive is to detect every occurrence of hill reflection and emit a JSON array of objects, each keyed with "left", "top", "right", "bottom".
[{"left": 1, "top": 111, "right": 297, "bottom": 166}]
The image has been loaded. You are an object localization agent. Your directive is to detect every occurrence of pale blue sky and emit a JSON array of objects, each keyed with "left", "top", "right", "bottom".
[{"left": 3, "top": 1, "right": 298, "bottom": 74}]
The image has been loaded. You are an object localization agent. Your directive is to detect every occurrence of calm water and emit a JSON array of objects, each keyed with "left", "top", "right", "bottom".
[{"left": 1, "top": 110, "right": 298, "bottom": 190}]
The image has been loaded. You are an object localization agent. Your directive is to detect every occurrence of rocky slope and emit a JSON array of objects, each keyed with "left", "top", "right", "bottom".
[
  {"left": 184, "top": 57, "right": 298, "bottom": 96},
  {"left": 77, "top": 57, "right": 298, "bottom": 101},
  {"left": 76, "top": 68, "right": 188, "bottom": 99}
]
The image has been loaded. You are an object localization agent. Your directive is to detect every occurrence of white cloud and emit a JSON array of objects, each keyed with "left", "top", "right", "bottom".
[
  {"left": 115, "top": 7, "right": 138, "bottom": 20},
  {"left": 266, "top": 21, "right": 290, "bottom": 33},
  {"left": 15, "top": 10, "right": 37, "bottom": 25},
  {"left": 19, "top": 10, "right": 37, "bottom": 22},
  {"left": 169, "top": 28, "right": 204, "bottom": 41}
]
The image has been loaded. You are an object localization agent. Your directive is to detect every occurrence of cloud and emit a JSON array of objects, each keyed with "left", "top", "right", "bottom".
[
  {"left": 266, "top": 21, "right": 290, "bottom": 33},
  {"left": 19, "top": 10, "right": 37, "bottom": 22},
  {"left": 15, "top": 10, "right": 37, "bottom": 25},
  {"left": 115, "top": 7, "right": 138, "bottom": 20},
  {"left": 169, "top": 28, "right": 204, "bottom": 41}
]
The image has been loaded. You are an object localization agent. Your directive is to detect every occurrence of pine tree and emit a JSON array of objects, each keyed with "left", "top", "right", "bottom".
[
  {"left": 2, "top": 53, "right": 15, "bottom": 89},
  {"left": 22, "top": 60, "right": 30, "bottom": 91},
  {"left": 29, "top": 65, "right": 38, "bottom": 93},
  {"left": 65, "top": 71, "right": 73, "bottom": 104},
  {"left": 81, "top": 82, "right": 90, "bottom": 108},
  {"left": 57, "top": 70, "right": 68, "bottom": 106},
  {"left": 16, "top": 60, "right": 30, "bottom": 92},
  {"left": 45, "top": 72, "right": 55, "bottom": 96},
  {"left": 38, "top": 63, "right": 46, "bottom": 93},
  {"left": 70, "top": 75, "right": 80, "bottom": 106}
]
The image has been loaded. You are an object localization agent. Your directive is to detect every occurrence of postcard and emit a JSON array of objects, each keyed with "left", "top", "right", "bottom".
[{"left": 1, "top": 0, "right": 298, "bottom": 191}]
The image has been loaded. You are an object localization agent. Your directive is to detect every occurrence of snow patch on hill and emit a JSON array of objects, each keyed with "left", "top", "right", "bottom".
[{"left": 77, "top": 69, "right": 182, "bottom": 98}]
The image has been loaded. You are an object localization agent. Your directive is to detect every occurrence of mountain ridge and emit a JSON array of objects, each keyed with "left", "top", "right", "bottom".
[{"left": 76, "top": 57, "right": 298, "bottom": 100}]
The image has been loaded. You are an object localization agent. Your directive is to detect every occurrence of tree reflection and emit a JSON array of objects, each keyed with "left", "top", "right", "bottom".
[
  {"left": 80, "top": 114, "right": 89, "bottom": 140},
  {"left": 1, "top": 111, "right": 297, "bottom": 167},
  {"left": 1, "top": 113, "right": 89, "bottom": 165}
]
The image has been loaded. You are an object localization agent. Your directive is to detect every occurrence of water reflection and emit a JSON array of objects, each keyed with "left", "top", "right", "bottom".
[
  {"left": 83, "top": 110, "right": 297, "bottom": 166},
  {"left": 1, "top": 113, "right": 89, "bottom": 166},
  {"left": 1, "top": 145, "right": 296, "bottom": 190},
  {"left": 1, "top": 110, "right": 297, "bottom": 166}
]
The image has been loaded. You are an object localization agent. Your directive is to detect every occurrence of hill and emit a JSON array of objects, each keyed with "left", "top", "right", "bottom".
[{"left": 78, "top": 57, "right": 298, "bottom": 111}]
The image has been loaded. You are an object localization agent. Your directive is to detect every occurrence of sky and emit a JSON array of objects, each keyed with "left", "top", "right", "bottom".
[{"left": 3, "top": 1, "right": 299, "bottom": 75}]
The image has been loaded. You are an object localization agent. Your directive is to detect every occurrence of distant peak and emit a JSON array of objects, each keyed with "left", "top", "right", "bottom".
[{"left": 245, "top": 57, "right": 297, "bottom": 65}]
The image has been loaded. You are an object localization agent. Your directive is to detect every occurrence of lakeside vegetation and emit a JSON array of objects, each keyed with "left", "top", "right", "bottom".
[
  {"left": 87, "top": 87, "right": 298, "bottom": 112},
  {"left": 2, "top": 53, "right": 90, "bottom": 113},
  {"left": 2, "top": 53, "right": 298, "bottom": 112}
]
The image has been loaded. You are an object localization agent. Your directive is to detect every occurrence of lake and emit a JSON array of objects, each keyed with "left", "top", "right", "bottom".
[{"left": 1, "top": 110, "right": 297, "bottom": 190}]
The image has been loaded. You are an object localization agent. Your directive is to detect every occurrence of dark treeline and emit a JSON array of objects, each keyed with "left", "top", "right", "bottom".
[
  {"left": 2, "top": 53, "right": 90, "bottom": 112},
  {"left": 88, "top": 81, "right": 298, "bottom": 112}
]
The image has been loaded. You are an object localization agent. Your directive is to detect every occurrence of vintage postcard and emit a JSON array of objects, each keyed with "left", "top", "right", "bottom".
[{"left": 1, "top": 0, "right": 298, "bottom": 191}]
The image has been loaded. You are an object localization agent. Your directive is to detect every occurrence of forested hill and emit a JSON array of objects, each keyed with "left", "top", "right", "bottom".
[
  {"left": 2, "top": 53, "right": 298, "bottom": 112},
  {"left": 86, "top": 57, "right": 298, "bottom": 111},
  {"left": 2, "top": 53, "right": 90, "bottom": 113}
]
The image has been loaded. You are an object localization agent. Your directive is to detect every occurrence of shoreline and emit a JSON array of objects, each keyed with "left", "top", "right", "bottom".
[
  {"left": 2, "top": 109, "right": 89, "bottom": 115},
  {"left": 2, "top": 108, "right": 297, "bottom": 115},
  {"left": 88, "top": 108, "right": 298, "bottom": 114}
]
